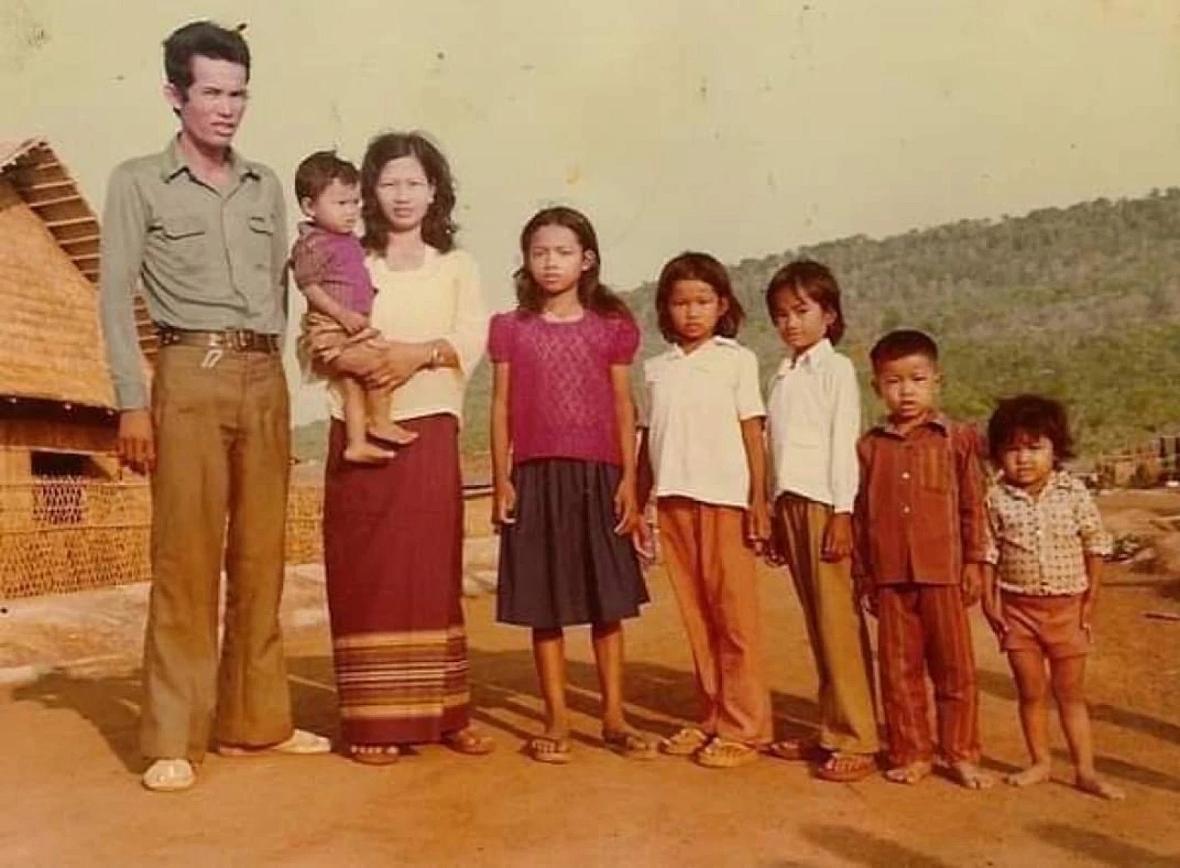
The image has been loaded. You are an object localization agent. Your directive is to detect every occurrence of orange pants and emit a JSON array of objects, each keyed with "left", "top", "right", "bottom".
[
  {"left": 877, "top": 584, "right": 980, "bottom": 766},
  {"left": 658, "top": 497, "right": 772, "bottom": 746}
]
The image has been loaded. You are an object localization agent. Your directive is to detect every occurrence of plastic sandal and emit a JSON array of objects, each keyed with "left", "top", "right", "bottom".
[
  {"left": 695, "top": 738, "right": 759, "bottom": 769},
  {"left": 660, "top": 727, "right": 710, "bottom": 756},
  {"left": 528, "top": 735, "right": 571, "bottom": 765},
  {"left": 602, "top": 729, "right": 657, "bottom": 760}
]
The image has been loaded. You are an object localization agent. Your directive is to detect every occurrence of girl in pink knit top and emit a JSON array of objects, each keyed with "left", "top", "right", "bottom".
[{"left": 489, "top": 206, "right": 654, "bottom": 765}]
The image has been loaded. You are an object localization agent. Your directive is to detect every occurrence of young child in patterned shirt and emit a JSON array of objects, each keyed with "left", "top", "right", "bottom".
[
  {"left": 982, "top": 394, "right": 1124, "bottom": 800},
  {"left": 291, "top": 150, "right": 416, "bottom": 464}
]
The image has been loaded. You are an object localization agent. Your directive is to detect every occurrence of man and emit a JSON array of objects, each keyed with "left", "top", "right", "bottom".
[{"left": 100, "top": 20, "right": 328, "bottom": 792}]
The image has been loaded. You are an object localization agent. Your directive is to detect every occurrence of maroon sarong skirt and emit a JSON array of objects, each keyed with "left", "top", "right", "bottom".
[{"left": 322, "top": 414, "right": 470, "bottom": 745}]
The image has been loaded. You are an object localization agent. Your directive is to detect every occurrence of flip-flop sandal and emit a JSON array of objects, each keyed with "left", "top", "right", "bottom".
[
  {"left": 815, "top": 752, "right": 877, "bottom": 782},
  {"left": 602, "top": 729, "right": 658, "bottom": 761},
  {"left": 660, "top": 727, "right": 711, "bottom": 756},
  {"left": 349, "top": 744, "right": 400, "bottom": 766},
  {"left": 765, "top": 737, "right": 820, "bottom": 761},
  {"left": 528, "top": 735, "right": 571, "bottom": 765},
  {"left": 443, "top": 727, "right": 496, "bottom": 756},
  {"left": 695, "top": 738, "right": 759, "bottom": 769}
]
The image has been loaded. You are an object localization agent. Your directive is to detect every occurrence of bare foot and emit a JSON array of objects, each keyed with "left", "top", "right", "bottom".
[
  {"left": 949, "top": 761, "right": 995, "bottom": 790},
  {"left": 884, "top": 760, "right": 933, "bottom": 785},
  {"left": 344, "top": 442, "right": 396, "bottom": 464},
  {"left": 1005, "top": 763, "right": 1051, "bottom": 787},
  {"left": 1076, "top": 775, "right": 1125, "bottom": 801},
  {"left": 368, "top": 421, "right": 418, "bottom": 446}
]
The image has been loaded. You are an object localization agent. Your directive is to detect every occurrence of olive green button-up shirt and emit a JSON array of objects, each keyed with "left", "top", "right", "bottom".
[{"left": 99, "top": 137, "right": 289, "bottom": 409}]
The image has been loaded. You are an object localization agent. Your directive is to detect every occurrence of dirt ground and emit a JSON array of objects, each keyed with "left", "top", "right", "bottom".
[{"left": 1, "top": 492, "right": 1179, "bottom": 867}]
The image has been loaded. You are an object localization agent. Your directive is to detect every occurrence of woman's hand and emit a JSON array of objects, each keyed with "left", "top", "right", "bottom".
[
  {"left": 745, "top": 498, "right": 772, "bottom": 555},
  {"left": 493, "top": 479, "right": 517, "bottom": 528},
  {"left": 821, "top": 512, "right": 853, "bottom": 563},
  {"left": 362, "top": 342, "right": 430, "bottom": 390},
  {"left": 613, "top": 477, "right": 640, "bottom": 535}
]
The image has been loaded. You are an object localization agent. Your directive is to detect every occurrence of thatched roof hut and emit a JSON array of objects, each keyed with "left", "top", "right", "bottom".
[{"left": 0, "top": 137, "right": 154, "bottom": 479}]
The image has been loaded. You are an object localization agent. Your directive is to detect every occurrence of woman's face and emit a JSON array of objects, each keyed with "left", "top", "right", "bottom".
[{"left": 374, "top": 155, "right": 435, "bottom": 234}]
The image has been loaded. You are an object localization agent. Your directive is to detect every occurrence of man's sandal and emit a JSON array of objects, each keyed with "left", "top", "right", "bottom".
[
  {"left": 815, "top": 751, "right": 877, "bottom": 782},
  {"left": 660, "top": 727, "right": 710, "bottom": 756},
  {"left": 349, "top": 744, "right": 401, "bottom": 766},
  {"left": 695, "top": 738, "right": 759, "bottom": 769},
  {"left": 527, "top": 735, "right": 571, "bottom": 765},
  {"left": 602, "top": 728, "right": 658, "bottom": 760},
  {"left": 442, "top": 727, "right": 496, "bottom": 756},
  {"left": 142, "top": 758, "right": 196, "bottom": 792}
]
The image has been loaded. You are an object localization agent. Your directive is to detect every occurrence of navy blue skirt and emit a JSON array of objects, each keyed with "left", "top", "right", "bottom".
[{"left": 497, "top": 458, "right": 649, "bottom": 629}]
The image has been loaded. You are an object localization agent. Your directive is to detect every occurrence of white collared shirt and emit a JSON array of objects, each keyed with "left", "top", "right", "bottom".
[
  {"left": 766, "top": 338, "right": 860, "bottom": 511},
  {"left": 641, "top": 337, "right": 765, "bottom": 508}
]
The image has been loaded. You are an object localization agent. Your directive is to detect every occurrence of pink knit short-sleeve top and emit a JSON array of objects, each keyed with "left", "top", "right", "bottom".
[{"left": 488, "top": 309, "right": 640, "bottom": 467}]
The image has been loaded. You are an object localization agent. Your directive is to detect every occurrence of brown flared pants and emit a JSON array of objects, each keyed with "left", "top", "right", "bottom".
[{"left": 140, "top": 344, "right": 293, "bottom": 762}]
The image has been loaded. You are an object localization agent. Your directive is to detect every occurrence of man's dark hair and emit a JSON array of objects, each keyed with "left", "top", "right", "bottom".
[
  {"left": 869, "top": 329, "right": 939, "bottom": 371},
  {"left": 294, "top": 151, "right": 359, "bottom": 203},
  {"left": 163, "top": 20, "right": 251, "bottom": 95},
  {"left": 987, "top": 394, "right": 1076, "bottom": 466}
]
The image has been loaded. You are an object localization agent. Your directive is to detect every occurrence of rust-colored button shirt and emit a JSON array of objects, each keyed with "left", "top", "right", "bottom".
[{"left": 853, "top": 414, "right": 991, "bottom": 586}]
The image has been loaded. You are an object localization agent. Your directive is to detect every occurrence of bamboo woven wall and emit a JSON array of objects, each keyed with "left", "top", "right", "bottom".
[{"left": 0, "top": 480, "right": 324, "bottom": 599}]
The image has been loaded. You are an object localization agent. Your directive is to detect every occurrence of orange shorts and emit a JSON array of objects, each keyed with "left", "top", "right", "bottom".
[{"left": 1001, "top": 592, "right": 1090, "bottom": 659}]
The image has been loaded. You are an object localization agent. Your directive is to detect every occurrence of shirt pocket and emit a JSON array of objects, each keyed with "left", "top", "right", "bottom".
[
  {"left": 155, "top": 214, "right": 210, "bottom": 273},
  {"left": 916, "top": 440, "right": 952, "bottom": 493},
  {"left": 246, "top": 213, "right": 277, "bottom": 276}
]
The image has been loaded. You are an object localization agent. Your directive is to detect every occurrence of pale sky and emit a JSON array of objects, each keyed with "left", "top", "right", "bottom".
[{"left": 3, "top": 0, "right": 1178, "bottom": 422}]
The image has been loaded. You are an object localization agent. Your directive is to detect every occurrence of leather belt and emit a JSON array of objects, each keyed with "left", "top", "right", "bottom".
[{"left": 157, "top": 326, "right": 280, "bottom": 353}]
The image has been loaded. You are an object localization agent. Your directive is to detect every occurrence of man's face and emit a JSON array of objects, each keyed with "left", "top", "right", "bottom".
[{"left": 166, "top": 55, "right": 248, "bottom": 151}]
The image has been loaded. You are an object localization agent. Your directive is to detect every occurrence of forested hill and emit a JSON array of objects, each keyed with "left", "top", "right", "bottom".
[
  {"left": 626, "top": 188, "right": 1180, "bottom": 458},
  {"left": 297, "top": 189, "right": 1180, "bottom": 463}
]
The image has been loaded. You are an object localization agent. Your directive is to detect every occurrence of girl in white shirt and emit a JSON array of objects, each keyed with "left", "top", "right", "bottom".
[
  {"left": 764, "top": 259, "right": 880, "bottom": 782},
  {"left": 636, "top": 251, "right": 773, "bottom": 768}
]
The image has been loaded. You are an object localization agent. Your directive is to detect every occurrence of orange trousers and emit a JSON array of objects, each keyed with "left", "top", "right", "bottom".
[
  {"left": 657, "top": 497, "right": 772, "bottom": 746},
  {"left": 877, "top": 584, "right": 980, "bottom": 766}
]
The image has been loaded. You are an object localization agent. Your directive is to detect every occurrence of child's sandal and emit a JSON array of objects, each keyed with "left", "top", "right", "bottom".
[
  {"left": 660, "top": 727, "right": 710, "bottom": 756},
  {"left": 695, "top": 738, "right": 759, "bottom": 769},
  {"left": 815, "top": 751, "right": 877, "bottom": 782},
  {"left": 602, "top": 728, "right": 657, "bottom": 761},
  {"left": 527, "top": 735, "right": 571, "bottom": 765}
]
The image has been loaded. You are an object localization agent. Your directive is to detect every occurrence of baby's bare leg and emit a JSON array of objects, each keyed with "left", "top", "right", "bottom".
[
  {"left": 1005, "top": 649, "right": 1053, "bottom": 787},
  {"left": 1050, "top": 655, "right": 1125, "bottom": 800},
  {"left": 366, "top": 386, "right": 418, "bottom": 445},
  {"left": 341, "top": 378, "right": 395, "bottom": 464}
]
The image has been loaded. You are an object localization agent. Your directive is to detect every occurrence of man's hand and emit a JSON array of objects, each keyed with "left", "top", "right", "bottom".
[{"left": 117, "top": 409, "right": 155, "bottom": 474}]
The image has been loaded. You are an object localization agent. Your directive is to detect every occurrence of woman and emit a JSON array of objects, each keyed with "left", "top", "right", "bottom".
[{"left": 304, "top": 131, "right": 492, "bottom": 764}]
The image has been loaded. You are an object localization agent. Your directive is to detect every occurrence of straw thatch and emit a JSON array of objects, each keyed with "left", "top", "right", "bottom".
[{"left": 0, "top": 138, "right": 156, "bottom": 410}]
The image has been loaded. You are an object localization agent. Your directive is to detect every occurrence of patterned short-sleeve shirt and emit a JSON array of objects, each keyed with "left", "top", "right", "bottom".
[{"left": 985, "top": 471, "right": 1112, "bottom": 596}]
